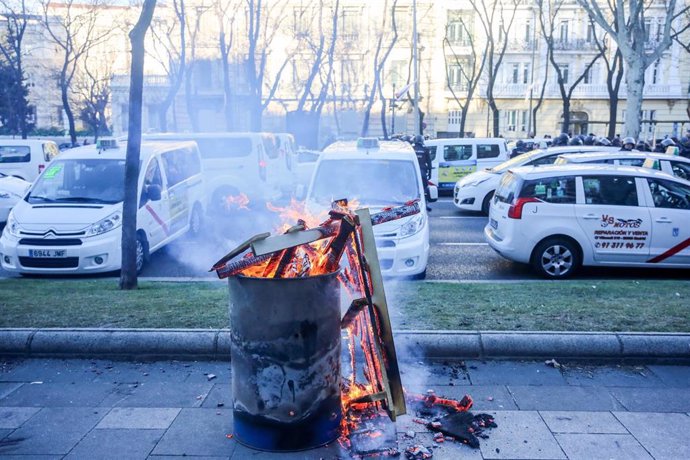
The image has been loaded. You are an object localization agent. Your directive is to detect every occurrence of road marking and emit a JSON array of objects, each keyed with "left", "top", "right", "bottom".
[
  {"left": 438, "top": 242, "right": 489, "bottom": 246},
  {"left": 437, "top": 216, "right": 486, "bottom": 219}
]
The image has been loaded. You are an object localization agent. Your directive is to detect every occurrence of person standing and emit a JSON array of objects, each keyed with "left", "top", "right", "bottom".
[{"left": 412, "top": 134, "right": 432, "bottom": 211}]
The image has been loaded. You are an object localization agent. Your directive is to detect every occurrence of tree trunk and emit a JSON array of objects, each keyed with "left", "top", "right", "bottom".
[
  {"left": 250, "top": 100, "right": 262, "bottom": 131},
  {"left": 220, "top": 34, "right": 233, "bottom": 130},
  {"left": 120, "top": 0, "right": 157, "bottom": 290},
  {"left": 61, "top": 84, "right": 77, "bottom": 146},
  {"left": 561, "top": 98, "right": 571, "bottom": 134},
  {"left": 489, "top": 101, "right": 499, "bottom": 137},
  {"left": 624, "top": 57, "right": 645, "bottom": 139},
  {"left": 607, "top": 96, "right": 618, "bottom": 140}
]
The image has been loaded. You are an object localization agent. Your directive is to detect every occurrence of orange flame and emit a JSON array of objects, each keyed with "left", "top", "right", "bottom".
[{"left": 225, "top": 193, "right": 250, "bottom": 211}]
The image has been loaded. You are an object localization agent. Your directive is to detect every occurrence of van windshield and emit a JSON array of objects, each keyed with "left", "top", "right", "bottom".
[
  {"left": 0, "top": 145, "right": 31, "bottom": 163},
  {"left": 310, "top": 159, "right": 420, "bottom": 206},
  {"left": 489, "top": 149, "right": 540, "bottom": 174},
  {"left": 27, "top": 159, "right": 126, "bottom": 204}
]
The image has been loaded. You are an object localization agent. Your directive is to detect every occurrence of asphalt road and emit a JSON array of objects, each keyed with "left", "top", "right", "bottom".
[{"left": 2, "top": 197, "right": 689, "bottom": 280}]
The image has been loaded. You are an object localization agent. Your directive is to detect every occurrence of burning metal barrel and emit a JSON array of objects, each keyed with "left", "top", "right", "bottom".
[{"left": 228, "top": 271, "right": 342, "bottom": 451}]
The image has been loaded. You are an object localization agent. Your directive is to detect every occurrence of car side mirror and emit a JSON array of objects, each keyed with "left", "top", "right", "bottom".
[
  {"left": 147, "top": 184, "right": 162, "bottom": 201},
  {"left": 428, "top": 185, "right": 438, "bottom": 203}
]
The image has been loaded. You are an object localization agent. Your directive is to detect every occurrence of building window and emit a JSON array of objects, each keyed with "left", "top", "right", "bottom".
[
  {"left": 584, "top": 64, "right": 595, "bottom": 84},
  {"left": 511, "top": 63, "right": 519, "bottom": 84},
  {"left": 448, "top": 110, "right": 462, "bottom": 126},
  {"left": 651, "top": 59, "right": 660, "bottom": 84},
  {"left": 586, "top": 23, "right": 595, "bottom": 42},
  {"left": 447, "top": 64, "right": 467, "bottom": 90},
  {"left": 505, "top": 110, "right": 517, "bottom": 131},
  {"left": 558, "top": 63, "right": 569, "bottom": 84},
  {"left": 559, "top": 20, "right": 569, "bottom": 43},
  {"left": 341, "top": 8, "right": 359, "bottom": 41},
  {"left": 520, "top": 110, "right": 528, "bottom": 132},
  {"left": 644, "top": 18, "right": 652, "bottom": 43},
  {"left": 524, "top": 19, "right": 532, "bottom": 43},
  {"left": 522, "top": 63, "right": 530, "bottom": 84},
  {"left": 389, "top": 60, "right": 407, "bottom": 89}
]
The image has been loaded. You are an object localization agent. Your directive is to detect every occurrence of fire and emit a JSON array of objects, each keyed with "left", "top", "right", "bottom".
[
  {"left": 225, "top": 192, "right": 250, "bottom": 211},
  {"left": 266, "top": 198, "right": 326, "bottom": 230}
]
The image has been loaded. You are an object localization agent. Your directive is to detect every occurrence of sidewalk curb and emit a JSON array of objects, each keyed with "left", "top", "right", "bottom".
[{"left": 1, "top": 329, "right": 689, "bottom": 363}]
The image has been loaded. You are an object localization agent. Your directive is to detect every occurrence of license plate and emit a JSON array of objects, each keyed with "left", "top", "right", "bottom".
[
  {"left": 29, "top": 249, "right": 66, "bottom": 258},
  {"left": 490, "top": 218, "right": 498, "bottom": 229}
]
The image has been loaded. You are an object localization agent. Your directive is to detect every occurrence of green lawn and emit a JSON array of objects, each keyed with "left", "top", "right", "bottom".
[{"left": 0, "top": 278, "right": 688, "bottom": 332}]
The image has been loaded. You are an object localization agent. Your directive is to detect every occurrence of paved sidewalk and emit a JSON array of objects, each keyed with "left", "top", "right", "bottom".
[{"left": 1, "top": 358, "right": 689, "bottom": 459}]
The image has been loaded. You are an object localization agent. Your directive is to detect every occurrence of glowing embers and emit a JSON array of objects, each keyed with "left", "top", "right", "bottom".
[{"left": 224, "top": 192, "right": 250, "bottom": 211}]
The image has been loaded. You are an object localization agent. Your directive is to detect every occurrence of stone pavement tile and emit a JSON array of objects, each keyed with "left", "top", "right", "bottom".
[
  {"left": 646, "top": 365, "right": 690, "bottom": 387},
  {"left": 614, "top": 412, "right": 690, "bottom": 459},
  {"left": 0, "top": 407, "right": 41, "bottom": 429},
  {"left": 91, "top": 361, "right": 198, "bottom": 384},
  {"left": 554, "top": 433, "right": 652, "bottom": 460},
  {"left": 201, "top": 384, "right": 231, "bottom": 409},
  {"left": 182, "top": 362, "right": 232, "bottom": 384},
  {"left": 102, "top": 381, "right": 214, "bottom": 408},
  {"left": 0, "top": 359, "right": 101, "bottom": 383},
  {"left": 405, "top": 384, "right": 519, "bottom": 411},
  {"left": 609, "top": 387, "right": 690, "bottom": 412},
  {"left": 0, "top": 455, "right": 61, "bottom": 460},
  {"left": 540, "top": 411, "right": 628, "bottom": 434},
  {"left": 65, "top": 428, "right": 164, "bottom": 460},
  {"left": 0, "top": 383, "right": 22, "bottom": 400},
  {"left": 396, "top": 432, "right": 484, "bottom": 459},
  {"left": 399, "top": 360, "right": 470, "bottom": 386},
  {"left": 0, "top": 407, "right": 106, "bottom": 455},
  {"left": 0, "top": 382, "right": 118, "bottom": 407},
  {"left": 230, "top": 441, "right": 343, "bottom": 459},
  {"left": 508, "top": 385, "right": 625, "bottom": 411},
  {"left": 150, "top": 408, "right": 236, "bottom": 457},
  {"left": 0, "top": 428, "right": 12, "bottom": 440},
  {"left": 479, "top": 411, "right": 566, "bottom": 460},
  {"left": 96, "top": 407, "right": 181, "bottom": 429},
  {"left": 150, "top": 456, "right": 229, "bottom": 460},
  {"left": 466, "top": 360, "right": 567, "bottom": 386},
  {"left": 562, "top": 365, "right": 663, "bottom": 387}
]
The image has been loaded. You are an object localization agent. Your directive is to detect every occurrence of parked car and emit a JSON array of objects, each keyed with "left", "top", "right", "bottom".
[
  {"left": 0, "top": 139, "right": 60, "bottom": 181},
  {"left": 0, "top": 139, "right": 205, "bottom": 274},
  {"left": 454, "top": 146, "right": 620, "bottom": 214},
  {"left": 426, "top": 137, "right": 509, "bottom": 191},
  {"left": 556, "top": 151, "right": 690, "bottom": 181},
  {"left": 0, "top": 172, "right": 31, "bottom": 225},
  {"left": 485, "top": 164, "right": 690, "bottom": 278},
  {"left": 306, "top": 138, "right": 437, "bottom": 278}
]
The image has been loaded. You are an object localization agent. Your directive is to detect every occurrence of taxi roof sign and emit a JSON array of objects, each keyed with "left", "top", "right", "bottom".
[
  {"left": 357, "top": 137, "right": 380, "bottom": 150},
  {"left": 666, "top": 145, "right": 680, "bottom": 156}
]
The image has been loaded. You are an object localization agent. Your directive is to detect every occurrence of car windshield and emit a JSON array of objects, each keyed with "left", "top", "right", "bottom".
[
  {"left": 310, "top": 159, "right": 420, "bottom": 206},
  {"left": 27, "top": 159, "right": 126, "bottom": 204},
  {"left": 489, "top": 149, "right": 540, "bottom": 174}
]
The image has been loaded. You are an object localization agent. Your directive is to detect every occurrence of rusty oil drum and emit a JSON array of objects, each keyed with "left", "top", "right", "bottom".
[{"left": 228, "top": 271, "right": 342, "bottom": 451}]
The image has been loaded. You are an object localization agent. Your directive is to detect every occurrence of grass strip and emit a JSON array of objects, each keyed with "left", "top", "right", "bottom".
[{"left": 0, "top": 278, "right": 688, "bottom": 332}]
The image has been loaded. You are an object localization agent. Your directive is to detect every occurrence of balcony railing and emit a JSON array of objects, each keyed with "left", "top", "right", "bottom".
[
  {"left": 486, "top": 82, "right": 685, "bottom": 99},
  {"left": 552, "top": 38, "right": 599, "bottom": 51},
  {"left": 112, "top": 74, "right": 170, "bottom": 88},
  {"left": 507, "top": 39, "right": 538, "bottom": 51}
]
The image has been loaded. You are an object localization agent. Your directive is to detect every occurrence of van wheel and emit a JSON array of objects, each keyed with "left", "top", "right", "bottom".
[
  {"left": 531, "top": 238, "right": 579, "bottom": 279},
  {"left": 481, "top": 191, "right": 494, "bottom": 215},
  {"left": 135, "top": 234, "right": 149, "bottom": 274},
  {"left": 189, "top": 204, "right": 203, "bottom": 238},
  {"left": 410, "top": 269, "right": 427, "bottom": 280}
]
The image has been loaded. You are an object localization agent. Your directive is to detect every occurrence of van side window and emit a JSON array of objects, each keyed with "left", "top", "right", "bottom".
[
  {"left": 647, "top": 179, "right": 690, "bottom": 210},
  {"left": 0, "top": 145, "right": 31, "bottom": 163},
  {"left": 140, "top": 159, "right": 162, "bottom": 208},
  {"left": 428, "top": 146, "right": 436, "bottom": 161},
  {"left": 582, "top": 175, "right": 638, "bottom": 206},
  {"left": 195, "top": 138, "right": 252, "bottom": 158},
  {"left": 161, "top": 148, "right": 200, "bottom": 187},
  {"left": 528, "top": 154, "right": 559, "bottom": 166},
  {"left": 443, "top": 145, "right": 472, "bottom": 161},
  {"left": 262, "top": 136, "right": 280, "bottom": 159},
  {"left": 477, "top": 144, "right": 500, "bottom": 159},
  {"left": 43, "top": 142, "right": 59, "bottom": 161},
  {"left": 618, "top": 158, "right": 645, "bottom": 167},
  {"left": 520, "top": 176, "right": 576, "bottom": 204}
]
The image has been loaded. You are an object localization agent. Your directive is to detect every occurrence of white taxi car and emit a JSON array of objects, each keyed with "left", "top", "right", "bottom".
[
  {"left": 454, "top": 146, "right": 620, "bottom": 214},
  {"left": 556, "top": 151, "right": 690, "bottom": 181},
  {"left": 485, "top": 164, "right": 690, "bottom": 278},
  {"left": 0, "top": 173, "right": 31, "bottom": 225}
]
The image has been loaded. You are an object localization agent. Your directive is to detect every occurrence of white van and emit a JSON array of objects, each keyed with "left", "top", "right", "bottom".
[
  {"left": 426, "top": 138, "right": 509, "bottom": 191},
  {"left": 0, "top": 139, "right": 60, "bottom": 182},
  {"left": 144, "top": 132, "right": 294, "bottom": 210},
  {"left": 0, "top": 140, "right": 205, "bottom": 274},
  {"left": 306, "top": 138, "right": 436, "bottom": 278}
]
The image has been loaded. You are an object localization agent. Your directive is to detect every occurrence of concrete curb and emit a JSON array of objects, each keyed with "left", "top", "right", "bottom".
[{"left": 1, "top": 329, "right": 689, "bottom": 362}]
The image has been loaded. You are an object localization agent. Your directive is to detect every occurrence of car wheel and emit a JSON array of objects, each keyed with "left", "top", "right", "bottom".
[
  {"left": 532, "top": 238, "right": 579, "bottom": 279},
  {"left": 189, "top": 204, "right": 203, "bottom": 238},
  {"left": 410, "top": 269, "right": 427, "bottom": 280},
  {"left": 481, "top": 191, "right": 494, "bottom": 215},
  {"left": 135, "top": 233, "right": 149, "bottom": 275}
]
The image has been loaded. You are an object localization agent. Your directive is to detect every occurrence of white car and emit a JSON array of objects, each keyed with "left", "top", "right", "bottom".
[
  {"left": 307, "top": 138, "right": 437, "bottom": 278},
  {"left": 454, "top": 146, "right": 620, "bottom": 214},
  {"left": 556, "top": 151, "right": 690, "bottom": 181},
  {"left": 485, "top": 164, "right": 690, "bottom": 278},
  {"left": 0, "top": 173, "right": 31, "bottom": 225}
]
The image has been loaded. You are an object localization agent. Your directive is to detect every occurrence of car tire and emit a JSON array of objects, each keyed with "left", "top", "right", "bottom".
[
  {"left": 481, "top": 191, "right": 494, "bottom": 215},
  {"left": 135, "top": 233, "right": 149, "bottom": 275},
  {"left": 531, "top": 237, "right": 579, "bottom": 279},
  {"left": 189, "top": 204, "right": 203, "bottom": 238},
  {"left": 410, "top": 269, "right": 427, "bottom": 280}
]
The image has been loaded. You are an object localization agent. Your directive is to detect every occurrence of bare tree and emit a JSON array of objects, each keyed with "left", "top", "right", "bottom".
[
  {"left": 469, "top": 0, "right": 519, "bottom": 137},
  {"left": 361, "top": 0, "right": 398, "bottom": 138},
  {"left": 216, "top": 0, "right": 241, "bottom": 130},
  {"left": 538, "top": 0, "right": 603, "bottom": 133},
  {"left": 576, "top": 0, "right": 689, "bottom": 138},
  {"left": 529, "top": 60, "right": 549, "bottom": 136},
  {"left": 120, "top": 0, "right": 156, "bottom": 290},
  {"left": 590, "top": 20, "right": 624, "bottom": 139},
  {"left": 148, "top": 0, "right": 186, "bottom": 132},
  {"left": 0, "top": 0, "right": 32, "bottom": 138},
  {"left": 183, "top": 2, "right": 210, "bottom": 133},
  {"left": 443, "top": 14, "right": 488, "bottom": 137},
  {"left": 41, "top": 0, "right": 114, "bottom": 146},
  {"left": 76, "top": 49, "right": 111, "bottom": 142}
]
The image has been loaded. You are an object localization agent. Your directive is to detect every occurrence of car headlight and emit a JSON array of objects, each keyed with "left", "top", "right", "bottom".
[
  {"left": 3, "top": 212, "right": 21, "bottom": 238},
  {"left": 400, "top": 213, "right": 426, "bottom": 238},
  {"left": 85, "top": 211, "right": 122, "bottom": 237}
]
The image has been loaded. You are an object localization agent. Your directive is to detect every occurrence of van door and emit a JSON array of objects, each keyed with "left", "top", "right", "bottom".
[
  {"left": 161, "top": 149, "right": 191, "bottom": 237},
  {"left": 476, "top": 143, "right": 505, "bottom": 169},
  {"left": 575, "top": 175, "right": 651, "bottom": 263},
  {"left": 139, "top": 157, "right": 169, "bottom": 249},
  {"left": 645, "top": 177, "right": 690, "bottom": 265},
  {"left": 438, "top": 143, "right": 476, "bottom": 190}
]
